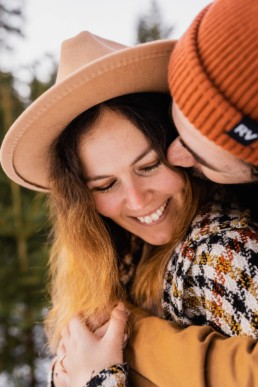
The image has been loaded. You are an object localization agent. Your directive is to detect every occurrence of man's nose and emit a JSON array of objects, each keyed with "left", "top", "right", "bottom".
[{"left": 167, "top": 137, "right": 196, "bottom": 167}]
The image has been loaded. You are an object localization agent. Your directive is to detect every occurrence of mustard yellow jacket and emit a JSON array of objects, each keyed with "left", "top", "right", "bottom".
[{"left": 126, "top": 315, "right": 258, "bottom": 387}]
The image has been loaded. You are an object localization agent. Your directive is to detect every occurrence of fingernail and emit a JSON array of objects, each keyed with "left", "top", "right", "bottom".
[
  {"left": 116, "top": 302, "right": 130, "bottom": 318},
  {"left": 116, "top": 302, "right": 126, "bottom": 312}
]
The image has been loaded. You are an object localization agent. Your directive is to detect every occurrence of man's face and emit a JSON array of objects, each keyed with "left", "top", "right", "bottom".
[{"left": 167, "top": 102, "right": 255, "bottom": 184}]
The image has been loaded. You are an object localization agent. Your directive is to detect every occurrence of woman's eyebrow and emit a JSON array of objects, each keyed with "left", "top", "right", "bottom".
[
  {"left": 86, "top": 174, "right": 111, "bottom": 182},
  {"left": 179, "top": 138, "right": 220, "bottom": 172},
  {"left": 131, "top": 147, "right": 153, "bottom": 166},
  {"left": 86, "top": 147, "right": 154, "bottom": 182}
]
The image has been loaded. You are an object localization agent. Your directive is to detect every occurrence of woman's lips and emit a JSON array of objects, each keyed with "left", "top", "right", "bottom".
[{"left": 136, "top": 199, "right": 169, "bottom": 225}]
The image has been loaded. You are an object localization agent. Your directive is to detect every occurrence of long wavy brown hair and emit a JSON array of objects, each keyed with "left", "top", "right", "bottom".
[{"left": 45, "top": 92, "right": 209, "bottom": 351}]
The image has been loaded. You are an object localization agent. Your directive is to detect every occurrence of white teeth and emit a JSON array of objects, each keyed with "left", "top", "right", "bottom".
[
  {"left": 137, "top": 201, "right": 168, "bottom": 224},
  {"left": 151, "top": 213, "right": 159, "bottom": 221},
  {"left": 145, "top": 216, "right": 152, "bottom": 224}
]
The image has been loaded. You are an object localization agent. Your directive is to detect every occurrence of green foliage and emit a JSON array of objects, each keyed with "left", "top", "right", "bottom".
[
  {"left": 0, "top": 69, "right": 53, "bottom": 386},
  {"left": 0, "top": 0, "right": 24, "bottom": 51},
  {"left": 136, "top": 0, "right": 173, "bottom": 43}
]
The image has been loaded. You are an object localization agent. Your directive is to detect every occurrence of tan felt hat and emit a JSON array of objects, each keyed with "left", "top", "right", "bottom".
[
  {"left": 1, "top": 31, "right": 176, "bottom": 191},
  {"left": 168, "top": 0, "right": 258, "bottom": 165}
]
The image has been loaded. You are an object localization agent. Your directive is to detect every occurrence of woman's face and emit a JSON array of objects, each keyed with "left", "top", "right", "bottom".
[{"left": 79, "top": 108, "right": 185, "bottom": 246}]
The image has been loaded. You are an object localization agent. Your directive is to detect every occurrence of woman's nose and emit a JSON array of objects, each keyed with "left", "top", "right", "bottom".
[
  {"left": 167, "top": 137, "right": 196, "bottom": 167},
  {"left": 123, "top": 181, "right": 148, "bottom": 211}
]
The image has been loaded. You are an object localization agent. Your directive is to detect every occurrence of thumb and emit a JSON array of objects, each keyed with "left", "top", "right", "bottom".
[
  {"left": 94, "top": 320, "right": 109, "bottom": 338},
  {"left": 103, "top": 303, "right": 128, "bottom": 346}
]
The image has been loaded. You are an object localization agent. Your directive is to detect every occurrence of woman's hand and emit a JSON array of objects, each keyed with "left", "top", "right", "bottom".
[{"left": 54, "top": 302, "right": 128, "bottom": 387}]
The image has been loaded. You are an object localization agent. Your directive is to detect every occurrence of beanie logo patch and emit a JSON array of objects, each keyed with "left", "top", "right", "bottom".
[{"left": 227, "top": 117, "right": 258, "bottom": 146}]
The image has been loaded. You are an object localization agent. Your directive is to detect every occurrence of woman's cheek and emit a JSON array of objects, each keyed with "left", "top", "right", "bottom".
[{"left": 93, "top": 195, "right": 120, "bottom": 218}]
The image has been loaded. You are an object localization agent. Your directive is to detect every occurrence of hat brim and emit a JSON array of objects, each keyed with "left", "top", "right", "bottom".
[{"left": 0, "top": 39, "right": 176, "bottom": 191}]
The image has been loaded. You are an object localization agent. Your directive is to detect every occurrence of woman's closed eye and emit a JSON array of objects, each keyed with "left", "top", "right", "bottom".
[
  {"left": 139, "top": 160, "right": 161, "bottom": 174},
  {"left": 90, "top": 161, "right": 161, "bottom": 193},
  {"left": 93, "top": 180, "right": 116, "bottom": 193}
]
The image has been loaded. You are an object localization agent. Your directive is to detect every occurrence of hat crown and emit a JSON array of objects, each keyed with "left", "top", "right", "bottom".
[{"left": 56, "top": 31, "right": 128, "bottom": 83}]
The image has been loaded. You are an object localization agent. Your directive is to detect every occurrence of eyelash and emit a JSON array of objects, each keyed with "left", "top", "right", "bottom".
[
  {"left": 94, "top": 181, "right": 116, "bottom": 193},
  {"left": 140, "top": 160, "right": 161, "bottom": 173},
  {"left": 93, "top": 161, "right": 161, "bottom": 193}
]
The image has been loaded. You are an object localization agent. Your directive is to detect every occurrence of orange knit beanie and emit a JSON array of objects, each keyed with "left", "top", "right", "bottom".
[{"left": 168, "top": 0, "right": 258, "bottom": 165}]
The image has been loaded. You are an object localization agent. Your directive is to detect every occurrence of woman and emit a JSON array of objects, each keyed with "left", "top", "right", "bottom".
[
  {"left": 49, "top": 92, "right": 258, "bottom": 387},
  {"left": 1, "top": 32, "right": 258, "bottom": 386}
]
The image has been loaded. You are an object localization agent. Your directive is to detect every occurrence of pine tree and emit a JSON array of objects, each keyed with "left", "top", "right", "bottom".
[
  {"left": 0, "top": 1, "right": 55, "bottom": 385},
  {"left": 0, "top": 0, "right": 24, "bottom": 51},
  {"left": 136, "top": 0, "right": 173, "bottom": 43},
  {"left": 0, "top": 69, "right": 53, "bottom": 387}
]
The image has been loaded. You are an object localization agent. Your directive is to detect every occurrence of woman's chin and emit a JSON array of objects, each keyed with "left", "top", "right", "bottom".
[{"left": 142, "top": 233, "right": 172, "bottom": 246}]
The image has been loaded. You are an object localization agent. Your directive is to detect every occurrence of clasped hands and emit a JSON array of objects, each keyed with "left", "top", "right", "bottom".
[{"left": 53, "top": 302, "right": 128, "bottom": 387}]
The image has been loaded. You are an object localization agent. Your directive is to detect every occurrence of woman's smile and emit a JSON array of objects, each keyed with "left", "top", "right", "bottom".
[{"left": 135, "top": 199, "right": 169, "bottom": 225}]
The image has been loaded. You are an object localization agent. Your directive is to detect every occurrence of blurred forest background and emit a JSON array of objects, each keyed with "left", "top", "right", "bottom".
[{"left": 0, "top": 0, "right": 173, "bottom": 385}]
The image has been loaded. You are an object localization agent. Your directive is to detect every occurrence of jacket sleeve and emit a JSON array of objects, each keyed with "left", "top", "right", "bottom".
[
  {"left": 85, "top": 364, "right": 128, "bottom": 387},
  {"left": 166, "top": 227, "right": 258, "bottom": 338},
  {"left": 48, "top": 363, "right": 127, "bottom": 387},
  {"left": 125, "top": 316, "right": 258, "bottom": 387}
]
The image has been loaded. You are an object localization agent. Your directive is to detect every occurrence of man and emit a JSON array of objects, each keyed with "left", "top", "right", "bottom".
[
  {"left": 168, "top": 103, "right": 258, "bottom": 184},
  {"left": 168, "top": 0, "right": 258, "bottom": 184},
  {"left": 126, "top": 0, "right": 258, "bottom": 385}
]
